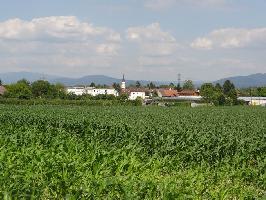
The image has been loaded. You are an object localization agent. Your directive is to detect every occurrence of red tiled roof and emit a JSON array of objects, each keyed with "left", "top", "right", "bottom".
[
  {"left": 158, "top": 89, "right": 178, "bottom": 97},
  {"left": 178, "top": 90, "right": 199, "bottom": 96}
]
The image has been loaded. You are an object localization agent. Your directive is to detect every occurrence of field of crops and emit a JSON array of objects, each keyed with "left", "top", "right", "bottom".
[{"left": 0, "top": 105, "right": 265, "bottom": 199}]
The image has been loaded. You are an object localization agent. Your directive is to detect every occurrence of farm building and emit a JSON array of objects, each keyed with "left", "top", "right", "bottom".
[
  {"left": 67, "top": 86, "right": 118, "bottom": 97},
  {"left": 121, "top": 88, "right": 149, "bottom": 100},
  {"left": 157, "top": 89, "right": 178, "bottom": 97},
  {"left": 238, "top": 97, "right": 266, "bottom": 106},
  {"left": 67, "top": 87, "right": 87, "bottom": 96},
  {"left": 157, "top": 89, "right": 200, "bottom": 98}
]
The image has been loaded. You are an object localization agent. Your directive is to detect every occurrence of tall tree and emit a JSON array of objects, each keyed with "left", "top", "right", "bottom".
[
  {"left": 136, "top": 81, "right": 141, "bottom": 88},
  {"left": 0, "top": 79, "right": 2, "bottom": 86},
  {"left": 147, "top": 82, "right": 156, "bottom": 89},
  {"left": 215, "top": 83, "right": 222, "bottom": 92},
  {"left": 223, "top": 80, "right": 235, "bottom": 96},
  {"left": 200, "top": 83, "right": 215, "bottom": 104},
  {"left": 112, "top": 83, "right": 121, "bottom": 93},
  {"left": 90, "top": 82, "right": 96, "bottom": 87},
  {"left": 183, "top": 80, "right": 195, "bottom": 90},
  {"left": 223, "top": 80, "right": 237, "bottom": 105},
  {"left": 17, "top": 79, "right": 30, "bottom": 86},
  {"left": 31, "top": 80, "right": 51, "bottom": 98},
  {"left": 5, "top": 80, "right": 32, "bottom": 99}
]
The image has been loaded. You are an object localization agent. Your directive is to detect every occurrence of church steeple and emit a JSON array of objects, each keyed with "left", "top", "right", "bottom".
[{"left": 121, "top": 74, "right": 126, "bottom": 90}]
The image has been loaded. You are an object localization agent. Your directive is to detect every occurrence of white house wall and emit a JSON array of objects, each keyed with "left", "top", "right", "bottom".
[
  {"left": 67, "top": 87, "right": 118, "bottom": 96},
  {"left": 129, "top": 92, "right": 146, "bottom": 100}
]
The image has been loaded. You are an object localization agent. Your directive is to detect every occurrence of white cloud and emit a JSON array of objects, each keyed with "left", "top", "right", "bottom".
[
  {"left": 96, "top": 43, "right": 120, "bottom": 55},
  {"left": 126, "top": 23, "right": 178, "bottom": 56},
  {"left": 145, "top": 0, "right": 226, "bottom": 10},
  {"left": 0, "top": 16, "right": 121, "bottom": 42},
  {"left": 191, "top": 38, "right": 213, "bottom": 49},
  {"left": 191, "top": 28, "right": 266, "bottom": 49},
  {"left": 0, "top": 16, "right": 122, "bottom": 75},
  {"left": 126, "top": 23, "right": 176, "bottom": 42}
]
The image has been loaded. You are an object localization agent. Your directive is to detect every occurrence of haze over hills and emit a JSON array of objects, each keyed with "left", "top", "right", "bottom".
[
  {"left": 0, "top": 71, "right": 265, "bottom": 88},
  {"left": 0, "top": 71, "right": 194, "bottom": 86},
  {"left": 214, "top": 73, "right": 266, "bottom": 88}
]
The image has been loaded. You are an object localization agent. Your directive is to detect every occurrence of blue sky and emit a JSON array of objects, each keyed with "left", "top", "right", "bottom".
[{"left": 0, "top": 0, "right": 266, "bottom": 81}]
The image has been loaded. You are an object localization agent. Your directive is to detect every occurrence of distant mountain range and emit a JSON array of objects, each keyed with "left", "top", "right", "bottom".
[
  {"left": 0, "top": 71, "right": 174, "bottom": 86},
  {"left": 0, "top": 71, "right": 265, "bottom": 88},
  {"left": 214, "top": 73, "right": 266, "bottom": 88}
]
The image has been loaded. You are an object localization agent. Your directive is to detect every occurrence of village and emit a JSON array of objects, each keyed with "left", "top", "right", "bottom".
[
  {"left": 66, "top": 75, "right": 266, "bottom": 106},
  {"left": 0, "top": 74, "right": 266, "bottom": 106},
  {"left": 66, "top": 75, "right": 200, "bottom": 100}
]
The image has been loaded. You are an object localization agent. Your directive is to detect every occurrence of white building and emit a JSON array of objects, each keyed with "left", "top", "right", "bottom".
[
  {"left": 87, "top": 88, "right": 118, "bottom": 96},
  {"left": 238, "top": 97, "right": 266, "bottom": 106},
  {"left": 67, "top": 87, "right": 86, "bottom": 96},
  {"left": 129, "top": 91, "right": 146, "bottom": 100},
  {"left": 67, "top": 86, "right": 118, "bottom": 97}
]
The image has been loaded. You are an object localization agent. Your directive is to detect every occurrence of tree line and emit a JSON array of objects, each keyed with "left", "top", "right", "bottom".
[
  {"left": 200, "top": 80, "right": 240, "bottom": 105},
  {"left": 0, "top": 79, "right": 130, "bottom": 101}
]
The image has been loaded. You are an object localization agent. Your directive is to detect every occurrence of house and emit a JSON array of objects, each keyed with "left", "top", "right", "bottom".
[
  {"left": 177, "top": 90, "right": 200, "bottom": 96},
  {"left": 122, "top": 88, "right": 147, "bottom": 100},
  {"left": 0, "top": 85, "right": 7, "bottom": 95},
  {"left": 87, "top": 88, "right": 118, "bottom": 96},
  {"left": 157, "top": 89, "right": 178, "bottom": 97}
]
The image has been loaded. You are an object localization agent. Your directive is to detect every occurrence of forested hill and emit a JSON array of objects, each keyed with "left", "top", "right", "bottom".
[{"left": 214, "top": 73, "right": 266, "bottom": 88}]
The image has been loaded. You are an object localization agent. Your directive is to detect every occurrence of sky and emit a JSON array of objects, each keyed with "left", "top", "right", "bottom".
[{"left": 0, "top": 0, "right": 266, "bottom": 81}]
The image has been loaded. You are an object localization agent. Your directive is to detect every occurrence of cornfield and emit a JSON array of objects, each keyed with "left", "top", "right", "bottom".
[{"left": 0, "top": 105, "right": 265, "bottom": 199}]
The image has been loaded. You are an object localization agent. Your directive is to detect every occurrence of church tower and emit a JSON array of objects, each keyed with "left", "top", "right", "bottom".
[{"left": 121, "top": 74, "right": 126, "bottom": 90}]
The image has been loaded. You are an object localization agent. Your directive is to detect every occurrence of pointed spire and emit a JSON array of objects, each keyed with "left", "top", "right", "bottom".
[{"left": 121, "top": 74, "right": 126, "bottom": 90}]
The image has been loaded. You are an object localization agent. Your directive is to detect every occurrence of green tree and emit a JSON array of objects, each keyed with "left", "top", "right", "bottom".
[
  {"left": 118, "top": 93, "right": 129, "bottom": 101},
  {"left": 200, "top": 83, "right": 215, "bottom": 104},
  {"left": 31, "top": 80, "right": 51, "bottom": 98},
  {"left": 147, "top": 82, "right": 156, "bottom": 89},
  {"left": 169, "top": 82, "right": 175, "bottom": 88},
  {"left": 257, "top": 87, "right": 266, "bottom": 97},
  {"left": 200, "top": 83, "right": 226, "bottom": 106},
  {"left": 5, "top": 81, "right": 32, "bottom": 99},
  {"left": 17, "top": 79, "right": 30, "bottom": 86},
  {"left": 136, "top": 81, "right": 141, "bottom": 88},
  {"left": 90, "top": 82, "right": 96, "bottom": 87},
  {"left": 223, "top": 80, "right": 237, "bottom": 105},
  {"left": 112, "top": 83, "right": 121, "bottom": 94},
  {"left": 134, "top": 97, "right": 143, "bottom": 106},
  {"left": 183, "top": 80, "right": 194, "bottom": 90},
  {"left": 54, "top": 83, "right": 66, "bottom": 98},
  {"left": 223, "top": 80, "right": 235, "bottom": 96},
  {"left": 215, "top": 83, "right": 222, "bottom": 92},
  {"left": 0, "top": 79, "right": 2, "bottom": 86}
]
